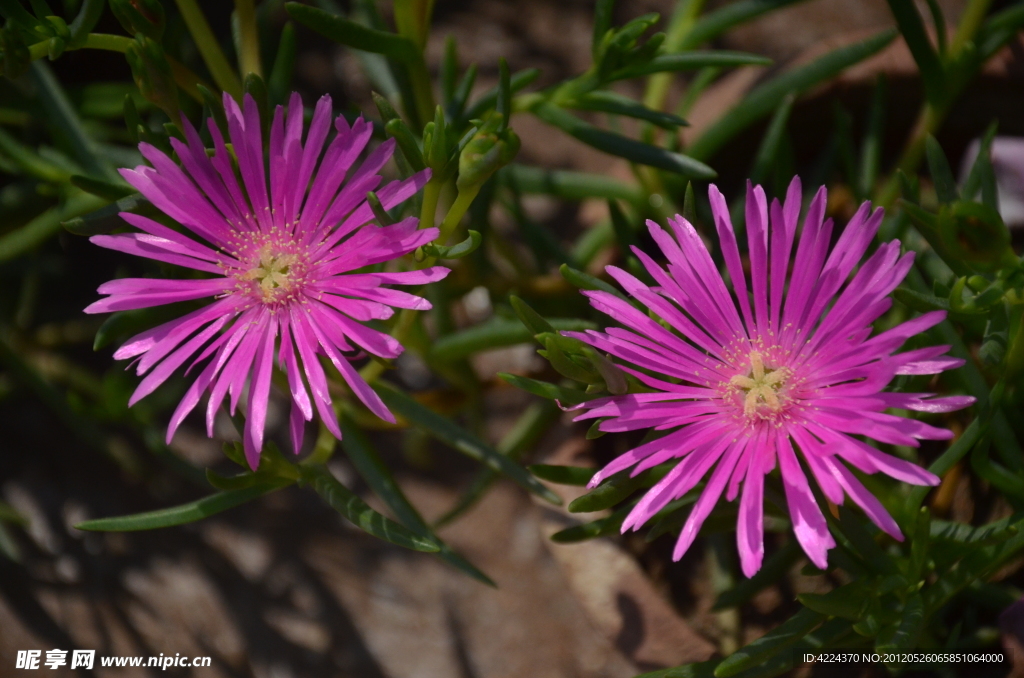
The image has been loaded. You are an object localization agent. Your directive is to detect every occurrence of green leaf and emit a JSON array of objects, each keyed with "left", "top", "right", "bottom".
[
  {"left": 893, "top": 287, "right": 954, "bottom": 314},
  {"left": 540, "top": 335, "right": 601, "bottom": 384},
  {"left": 0, "top": 500, "right": 27, "bottom": 526},
  {"left": 797, "top": 581, "right": 870, "bottom": 620},
  {"left": 834, "top": 506, "right": 901, "bottom": 576},
  {"left": 857, "top": 75, "right": 887, "bottom": 200},
  {"left": 569, "top": 91, "right": 688, "bottom": 129},
  {"left": 0, "top": 125, "right": 71, "bottom": 182},
  {"left": 504, "top": 164, "right": 642, "bottom": 203},
  {"left": 749, "top": 93, "right": 794, "bottom": 186},
  {"left": 683, "top": 181, "right": 696, "bottom": 224},
  {"left": 268, "top": 21, "right": 297, "bottom": 105},
  {"left": 963, "top": 120, "right": 998, "bottom": 205},
  {"left": 429, "top": 316, "right": 596, "bottom": 362},
  {"left": 463, "top": 67, "right": 541, "bottom": 121},
  {"left": 340, "top": 418, "right": 494, "bottom": 585},
  {"left": 559, "top": 263, "right": 628, "bottom": 300},
  {"left": 205, "top": 468, "right": 260, "bottom": 491},
  {"left": 713, "top": 540, "right": 801, "bottom": 610},
  {"left": 533, "top": 102, "right": 716, "bottom": 178},
  {"left": 924, "top": 134, "right": 959, "bottom": 204},
  {"left": 886, "top": 0, "right": 945, "bottom": 105},
  {"left": 385, "top": 117, "right": 426, "bottom": 172},
  {"left": 592, "top": 0, "right": 615, "bottom": 58},
  {"left": 434, "top": 401, "right": 561, "bottom": 528},
  {"left": 69, "top": 174, "right": 135, "bottom": 201},
  {"left": 2, "top": 193, "right": 106, "bottom": 261},
  {"left": 496, "top": 57, "right": 511, "bottom": 133},
  {"left": 876, "top": 594, "right": 924, "bottom": 654},
  {"left": 285, "top": 3, "right": 419, "bottom": 63},
  {"left": 447, "top": 62, "right": 477, "bottom": 120},
  {"left": 62, "top": 192, "right": 156, "bottom": 236},
  {"left": 688, "top": 29, "right": 896, "bottom": 161},
  {"left": 714, "top": 607, "right": 825, "bottom": 677},
  {"left": 611, "top": 51, "right": 772, "bottom": 79},
  {"left": 931, "top": 515, "right": 1018, "bottom": 546},
  {"left": 682, "top": 0, "right": 807, "bottom": 49},
  {"left": 373, "top": 382, "right": 562, "bottom": 505},
  {"left": 301, "top": 464, "right": 440, "bottom": 553},
  {"left": 441, "top": 36, "right": 458, "bottom": 103},
  {"left": 75, "top": 482, "right": 290, "bottom": 531},
  {"left": 529, "top": 464, "right": 595, "bottom": 486},
  {"left": 420, "top": 230, "right": 481, "bottom": 259},
  {"left": 923, "top": 515, "right": 1024, "bottom": 612},
  {"left": 31, "top": 61, "right": 114, "bottom": 181},
  {"left": 498, "top": 373, "right": 591, "bottom": 406},
  {"left": 509, "top": 295, "right": 555, "bottom": 336},
  {"left": 908, "top": 418, "right": 984, "bottom": 513},
  {"left": 909, "top": 506, "right": 930, "bottom": 579},
  {"left": 976, "top": 2, "right": 1024, "bottom": 61},
  {"left": 551, "top": 505, "right": 630, "bottom": 543},
  {"left": 569, "top": 464, "right": 670, "bottom": 513}
]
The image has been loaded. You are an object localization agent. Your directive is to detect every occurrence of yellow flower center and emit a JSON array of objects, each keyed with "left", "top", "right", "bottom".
[
  {"left": 729, "top": 351, "right": 789, "bottom": 418},
  {"left": 240, "top": 245, "right": 300, "bottom": 302}
]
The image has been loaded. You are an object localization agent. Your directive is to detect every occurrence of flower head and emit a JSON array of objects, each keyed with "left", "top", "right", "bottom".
[
  {"left": 86, "top": 93, "right": 446, "bottom": 470},
  {"left": 567, "top": 177, "right": 973, "bottom": 576}
]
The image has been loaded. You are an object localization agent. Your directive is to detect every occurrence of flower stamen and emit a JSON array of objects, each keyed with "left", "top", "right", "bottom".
[{"left": 730, "top": 351, "right": 789, "bottom": 418}]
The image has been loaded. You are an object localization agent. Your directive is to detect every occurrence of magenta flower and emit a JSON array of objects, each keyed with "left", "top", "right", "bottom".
[
  {"left": 567, "top": 177, "right": 974, "bottom": 576},
  {"left": 86, "top": 93, "right": 446, "bottom": 470}
]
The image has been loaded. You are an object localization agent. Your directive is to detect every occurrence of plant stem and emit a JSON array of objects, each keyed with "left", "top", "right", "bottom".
[
  {"left": 358, "top": 184, "right": 479, "bottom": 384},
  {"left": 951, "top": 0, "right": 993, "bottom": 54},
  {"left": 419, "top": 178, "right": 442, "bottom": 233},
  {"left": 875, "top": 102, "right": 945, "bottom": 207},
  {"left": 234, "top": 0, "right": 262, "bottom": 78},
  {"left": 175, "top": 0, "right": 243, "bottom": 98},
  {"left": 408, "top": 56, "right": 436, "bottom": 131},
  {"left": 436, "top": 186, "right": 479, "bottom": 247},
  {"left": 642, "top": 0, "right": 707, "bottom": 113}
]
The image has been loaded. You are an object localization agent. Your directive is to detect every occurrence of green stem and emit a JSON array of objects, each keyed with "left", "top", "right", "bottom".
[
  {"left": 951, "top": 0, "right": 993, "bottom": 54},
  {"left": 436, "top": 186, "right": 479, "bottom": 247},
  {"left": 408, "top": 56, "right": 436, "bottom": 132},
  {"left": 358, "top": 184, "right": 478, "bottom": 384},
  {"left": 27, "top": 33, "right": 207, "bottom": 103},
  {"left": 419, "top": 178, "right": 442, "bottom": 233},
  {"left": 876, "top": 0, "right": 995, "bottom": 207},
  {"left": 0, "top": 192, "right": 106, "bottom": 262},
  {"left": 175, "top": 0, "right": 243, "bottom": 98},
  {"left": 876, "top": 103, "right": 945, "bottom": 207},
  {"left": 234, "top": 0, "right": 262, "bottom": 77},
  {"left": 642, "top": 0, "right": 706, "bottom": 112}
]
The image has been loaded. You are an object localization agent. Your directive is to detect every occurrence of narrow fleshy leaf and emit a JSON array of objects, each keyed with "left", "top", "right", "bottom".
[
  {"left": 340, "top": 418, "right": 495, "bottom": 585},
  {"left": 374, "top": 382, "right": 562, "bottom": 505},
  {"left": 75, "top": 482, "right": 290, "bottom": 531},
  {"left": 301, "top": 464, "right": 440, "bottom": 553}
]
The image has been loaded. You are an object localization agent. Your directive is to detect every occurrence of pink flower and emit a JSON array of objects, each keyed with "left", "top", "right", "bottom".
[
  {"left": 567, "top": 177, "right": 973, "bottom": 576},
  {"left": 86, "top": 93, "right": 446, "bottom": 470}
]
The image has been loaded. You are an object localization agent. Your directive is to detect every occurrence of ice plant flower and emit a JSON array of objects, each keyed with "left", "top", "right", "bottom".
[
  {"left": 567, "top": 177, "right": 974, "bottom": 576},
  {"left": 85, "top": 93, "right": 446, "bottom": 470}
]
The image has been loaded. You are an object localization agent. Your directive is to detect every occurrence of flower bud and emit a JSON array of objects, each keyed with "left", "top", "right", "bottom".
[
  {"left": 125, "top": 35, "right": 180, "bottom": 123},
  {"left": 456, "top": 113, "right": 520, "bottom": 191}
]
